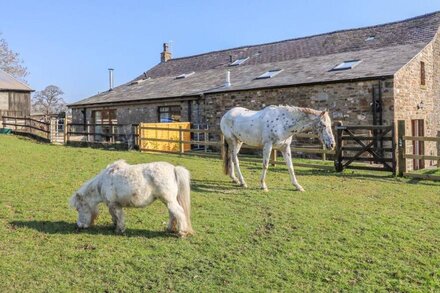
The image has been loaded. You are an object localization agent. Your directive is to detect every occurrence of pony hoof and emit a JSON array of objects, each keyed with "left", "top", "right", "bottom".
[
  {"left": 240, "top": 183, "right": 248, "bottom": 188},
  {"left": 297, "top": 187, "right": 305, "bottom": 192},
  {"left": 178, "top": 231, "right": 189, "bottom": 238},
  {"left": 260, "top": 186, "right": 269, "bottom": 192}
]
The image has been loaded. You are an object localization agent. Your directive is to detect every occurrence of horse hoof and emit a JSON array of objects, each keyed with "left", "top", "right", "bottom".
[
  {"left": 297, "top": 188, "right": 305, "bottom": 192},
  {"left": 241, "top": 183, "right": 248, "bottom": 188},
  {"left": 115, "top": 228, "right": 126, "bottom": 234},
  {"left": 263, "top": 188, "right": 269, "bottom": 192}
]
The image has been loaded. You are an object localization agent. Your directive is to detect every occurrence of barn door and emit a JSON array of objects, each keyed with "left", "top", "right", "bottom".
[{"left": 411, "top": 119, "right": 425, "bottom": 170}]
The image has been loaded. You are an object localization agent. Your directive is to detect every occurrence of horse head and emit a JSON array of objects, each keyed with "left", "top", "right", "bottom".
[
  {"left": 316, "top": 111, "right": 335, "bottom": 150},
  {"left": 69, "top": 192, "right": 98, "bottom": 229}
]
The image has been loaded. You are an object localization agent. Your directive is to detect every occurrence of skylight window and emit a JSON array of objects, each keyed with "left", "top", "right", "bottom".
[
  {"left": 229, "top": 57, "right": 249, "bottom": 66},
  {"left": 256, "top": 69, "right": 283, "bottom": 79},
  {"left": 175, "top": 72, "right": 195, "bottom": 79},
  {"left": 331, "top": 60, "right": 361, "bottom": 71},
  {"left": 365, "top": 36, "right": 375, "bottom": 41}
]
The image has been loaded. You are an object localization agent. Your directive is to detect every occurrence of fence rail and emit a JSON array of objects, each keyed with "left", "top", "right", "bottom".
[
  {"left": 137, "top": 125, "right": 333, "bottom": 169},
  {"left": 1, "top": 116, "right": 51, "bottom": 141},
  {"left": 398, "top": 120, "right": 440, "bottom": 181}
]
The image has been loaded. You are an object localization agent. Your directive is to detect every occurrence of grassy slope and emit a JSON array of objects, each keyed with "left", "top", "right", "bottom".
[{"left": 0, "top": 135, "right": 439, "bottom": 292}]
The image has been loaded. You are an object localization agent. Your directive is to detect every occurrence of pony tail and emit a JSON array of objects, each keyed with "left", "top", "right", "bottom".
[
  {"left": 174, "top": 166, "right": 194, "bottom": 235},
  {"left": 222, "top": 139, "right": 231, "bottom": 175}
]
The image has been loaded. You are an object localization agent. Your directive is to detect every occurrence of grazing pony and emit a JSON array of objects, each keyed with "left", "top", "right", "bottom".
[
  {"left": 69, "top": 160, "right": 194, "bottom": 236},
  {"left": 221, "top": 105, "right": 335, "bottom": 192}
]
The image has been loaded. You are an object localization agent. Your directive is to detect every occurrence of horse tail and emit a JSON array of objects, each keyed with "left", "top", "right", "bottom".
[
  {"left": 174, "top": 166, "right": 194, "bottom": 235},
  {"left": 222, "top": 139, "right": 231, "bottom": 175}
]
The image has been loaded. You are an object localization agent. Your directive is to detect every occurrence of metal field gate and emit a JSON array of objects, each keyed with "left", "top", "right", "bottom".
[{"left": 334, "top": 123, "right": 396, "bottom": 174}]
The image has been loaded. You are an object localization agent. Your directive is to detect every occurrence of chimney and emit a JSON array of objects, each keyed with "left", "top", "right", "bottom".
[
  {"left": 161, "top": 43, "right": 172, "bottom": 62},
  {"left": 225, "top": 71, "right": 231, "bottom": 87},
  {"left": 108, "top": 68, "right": 114, "bottom": 90}
]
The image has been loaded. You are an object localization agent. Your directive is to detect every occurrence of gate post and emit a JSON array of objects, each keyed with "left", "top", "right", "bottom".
[
  {"left": 397, "top": 120, "right": 406, "bottom": 176},
  {"left": 178, "top": 126, "right": 183, "bottom": 155},
  {"left": 334, "top": 121, "right": 344, "bottom": 172}
]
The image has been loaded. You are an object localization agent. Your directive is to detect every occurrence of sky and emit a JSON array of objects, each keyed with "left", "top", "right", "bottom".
[{"left": 1, "top": 0, "right": 440, "bottom": 103}]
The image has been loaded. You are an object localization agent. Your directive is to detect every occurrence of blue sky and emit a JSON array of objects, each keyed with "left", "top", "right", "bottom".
[{"left": 1, "top": 0, "right": 440, "bottom": 103}]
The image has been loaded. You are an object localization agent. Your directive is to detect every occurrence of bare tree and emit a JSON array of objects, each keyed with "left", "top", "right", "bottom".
[
  {"left": 0, "top": 33, "right": 29, "bottom": 81},
  {"left": 32, "top": 85, "right": 66, "bottom": 116}
]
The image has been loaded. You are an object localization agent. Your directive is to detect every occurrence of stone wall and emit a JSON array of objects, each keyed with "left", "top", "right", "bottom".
[
  {"left": 71, "top": 98, "right": 204, "bottom": 126},
  {"left": 202, "top": 79, "right": 394, "bottom": 131},
  {"left": 394, "top": 29, "right": 440, "bottom": 171}
]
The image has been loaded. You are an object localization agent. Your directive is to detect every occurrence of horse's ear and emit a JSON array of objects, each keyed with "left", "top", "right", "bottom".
[{"left": 320, "top": 111, "right": 326, "bottom": 117}]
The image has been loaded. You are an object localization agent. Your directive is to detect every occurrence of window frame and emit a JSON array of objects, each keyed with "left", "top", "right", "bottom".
[
  {"left": 420, "top": 61, "right": 426, "bottom": 86},
  {"left": 255, "top": 69, "right": 283, "bottom": 79},
  {"left": 158, "top": 105, "right": 182, "bottom": 123},
  {"left": 229, "top": 57, "right": 249, "bottom": 66},
  {"left": 330, "top": 60, "right": 362, "bottom": 71}
]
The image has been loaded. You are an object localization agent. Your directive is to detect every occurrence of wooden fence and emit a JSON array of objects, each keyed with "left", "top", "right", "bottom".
[
  {"left": 66, "top": 123, "right": 138, "bottom": 148},
  {"left": 397, "top": 120, "right": 440, "bottom": 180},
  {"left": 137, "top": 124, "right": 335, "bottom": 170},
  {"left": 1, "top": 116, "right": 50, "bottom": 141}
]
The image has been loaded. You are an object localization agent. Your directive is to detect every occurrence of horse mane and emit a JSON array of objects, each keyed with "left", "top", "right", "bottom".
[{"left": 277, "top": 105, "right": 322, "bottom": 116}]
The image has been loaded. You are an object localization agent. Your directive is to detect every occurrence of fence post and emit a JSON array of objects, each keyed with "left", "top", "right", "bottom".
[
  {"left": 178, "top": 126, "right": 183, "bottom": 155},
  {"left": 322, "top": 143, "right": 326, "bottom": 161},
  {"left": 397, "top": 120, "right": 406, "bottom": 176},
  {"left": 64, "top": 119, "right": 68, "bottom": 144},
  {"left": 220, "top": 134, "right": 225, "bottom": 160},
  {"left": 437, "top": 131, "right": 440, "bottom": 167},
  {"left": 334, "top": 121, "right": 344, "bottom": 172},
  {"left": 391, "top": 122, "right": 397, "bottom": 176}
]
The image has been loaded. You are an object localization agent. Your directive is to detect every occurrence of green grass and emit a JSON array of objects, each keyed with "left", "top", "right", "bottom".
[{"left": 0, "top": 135, "right": 439, "bottom": 292}]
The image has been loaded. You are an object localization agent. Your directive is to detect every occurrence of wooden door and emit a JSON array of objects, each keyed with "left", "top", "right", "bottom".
[{"left": 411, "top": 119, "right": 425, "bottom": 170}]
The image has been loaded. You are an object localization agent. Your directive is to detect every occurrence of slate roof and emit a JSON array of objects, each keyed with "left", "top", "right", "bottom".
[
  {"left": 0, "top": 69, "right": 32, "bottom": 91},
  {"left": 71, "top": 11, "right": 440, "bottom": 107}
]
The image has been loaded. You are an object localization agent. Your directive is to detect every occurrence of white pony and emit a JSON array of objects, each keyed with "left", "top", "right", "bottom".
[
  {"left": 69, "top": 160, "right": 194, "bottom": 236},
  {"left": 221, "top": 105, "right": 335, "bottom": 192}
]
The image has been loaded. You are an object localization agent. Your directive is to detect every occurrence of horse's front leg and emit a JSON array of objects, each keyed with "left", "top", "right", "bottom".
[
  {"left": 281, "top": 145, "right": 304, "bottom": 192},
  {"left": 108, "top": 203, "right": 126, "bottom": 233},
  {"left": 260, "top": 143, "right": 273, "bottom": 192}
]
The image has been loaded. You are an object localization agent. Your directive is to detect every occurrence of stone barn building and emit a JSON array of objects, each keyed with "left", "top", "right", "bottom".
[
  {"left": 69, "top": 12, "right": 440, "bottom": 170},
  {"left": 0, "top": 69, "right": 33, "bottom": 120}
]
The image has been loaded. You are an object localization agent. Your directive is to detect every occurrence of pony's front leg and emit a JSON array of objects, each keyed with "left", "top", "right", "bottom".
[
  {"left": 260, "top": 143, "right": 273, "bottom": 192},
  {"left": 108, "top": 204, "right": 126, "bottom": 234},
  {"left": 281, "top": 145, "right": 304, "bottom": 192}
]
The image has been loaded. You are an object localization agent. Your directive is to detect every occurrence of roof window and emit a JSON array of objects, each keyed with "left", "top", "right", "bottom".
[
  {"left": 175, "top": 72, "right": 195, "bottom": 79},
  {"left": 256, "top": 69, "right": 283, "bottom": 79},
  {"left": 330, "top": 60, "right": 361, "bottom": 71},
  {"left": 229, "top": 57, "right": 249, "bottom": 66}
]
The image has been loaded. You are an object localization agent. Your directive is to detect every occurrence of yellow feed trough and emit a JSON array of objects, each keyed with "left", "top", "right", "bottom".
[{"left": 139, "top": 122, "right": 191, "bottom": 152}]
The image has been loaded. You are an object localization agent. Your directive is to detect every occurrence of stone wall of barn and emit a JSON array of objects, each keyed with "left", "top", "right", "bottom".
[
  {"left": 394, "top": 29, "right": 440, "bottom": 171},
  {"left": 203, "top": 79, "right": 394, "bottom": 131},
  {"left": 71, "top": 98, "right": 204, "bottom": 126}
]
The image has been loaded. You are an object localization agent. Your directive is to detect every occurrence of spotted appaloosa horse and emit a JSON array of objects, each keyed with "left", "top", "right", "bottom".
[{"left": 220, "top": 105, "right": 335, "bottom": 192}]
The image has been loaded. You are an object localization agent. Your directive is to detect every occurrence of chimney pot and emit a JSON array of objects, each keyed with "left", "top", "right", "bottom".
[
  {"left": 161, "top": 42, "right": 172, "bottom": 62},
  {"left": 108, "top": 68, "right": 114, "bottom": 90}
]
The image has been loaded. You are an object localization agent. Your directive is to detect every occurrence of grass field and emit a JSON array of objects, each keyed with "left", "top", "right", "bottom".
[{"left": 0, "top": 135, "right": 439, "bottom": 292}]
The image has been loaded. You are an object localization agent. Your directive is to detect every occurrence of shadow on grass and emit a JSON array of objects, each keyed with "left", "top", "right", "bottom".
[
  {"left": 191, "top": 179, "right": 242, "bottom": 194},
  {"left": 10, "top": 220, "right": 176, "bottom": 238}
]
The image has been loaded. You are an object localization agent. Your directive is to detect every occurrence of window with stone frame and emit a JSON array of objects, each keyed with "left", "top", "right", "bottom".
[
  {"left": 91, "top": 109, "right": 117, "bottom": 142},
  {"left": 420, "top": 61, "right": 426, "bottom": 86},
  {"left": 158, "top": 106, "right": 181, "bottom": 122}
]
